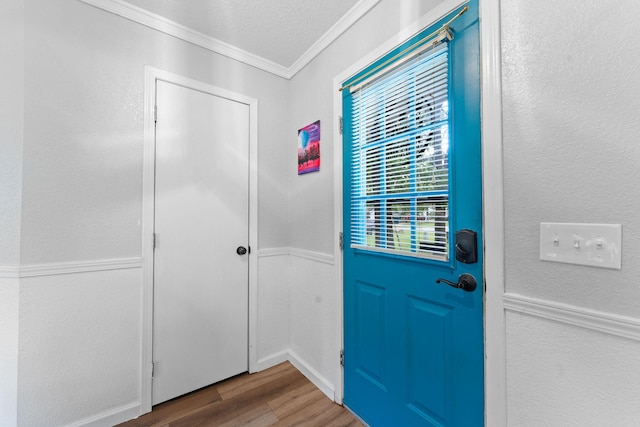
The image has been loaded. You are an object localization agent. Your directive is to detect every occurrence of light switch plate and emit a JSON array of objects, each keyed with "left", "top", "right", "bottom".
[{"left": 540, "top": 223, "right": 622, "bottom": 269}]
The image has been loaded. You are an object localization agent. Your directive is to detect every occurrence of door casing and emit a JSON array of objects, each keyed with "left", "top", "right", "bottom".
[{"left": 140, "top": 67, "right": 259, "bottom": 414}]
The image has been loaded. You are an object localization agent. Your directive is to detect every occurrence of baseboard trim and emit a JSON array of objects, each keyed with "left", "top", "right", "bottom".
[
  {"left": 66, "top": 400, "right": 140, "bottom": 427},
  {"left": 254, "top": 349, "right": 336, "bottom": 402},
  {"left": 504, "top": 293, "right": 640, "bottom": 342},
  {"left": 4, "top": 258, "right": 143, "bottom": 278},
  {"left": 254, "top": 350, "right": 290, "bottom": 373},
  {"left": 288, "top": 349, "right": 335, "bottom": 401}
]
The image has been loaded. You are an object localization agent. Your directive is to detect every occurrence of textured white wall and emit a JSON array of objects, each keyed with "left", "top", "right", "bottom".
[
  {"left": 502, "top": 0, "right": 640, "bottom": 423},
  {"left": 0, "top": 278, "right": 19, "bottom": 427},
  {"left": 502, "top": 0, "right": 640, "bottom": 316},
  {"left": 256, "top": 254, "right": 290, "bottom": 365},
  {"left": 14, "top": 0, "right": 290, "bottom": 425},
  {"left": 18, "top": 269, "right": 142, "bottom": 426},
  {"left": 20, "top": 0, "right": 289, "bottom": 266},
  {"left": 0, "top": 0, "right": 23, "bottom": 266},
  {"left": 0, "top": 3, "right": 23, "bottom": 424},
  {"left": 283, "top": 0, "right": 449, "bottom": 406},
  {"left": 288, "top": 255, "right": 337, "bottom": 392},
  {"left": 506, "top": 312, "right": 640, "bottom": 426},
  {"left": 287, "top": 0, "right": 446, "bottom": 254}
]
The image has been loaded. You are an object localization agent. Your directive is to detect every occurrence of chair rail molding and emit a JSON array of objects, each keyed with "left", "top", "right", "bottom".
[
  {"left": 0, "top": 258, "right": 143, "bottom": 279},
  {"left": 0, "top": 266, "right": 20, "bottom": 279},
  {"left": 504, "top": 293, "right": 640, "bottom": 342},
  {"left": 257, "top": 247, "right": 334, "bottom": 265}
]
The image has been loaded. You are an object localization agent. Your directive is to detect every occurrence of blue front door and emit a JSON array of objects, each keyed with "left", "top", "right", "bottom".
[{"left": 343, "top": 3, "right": 483, "bottom": 426}]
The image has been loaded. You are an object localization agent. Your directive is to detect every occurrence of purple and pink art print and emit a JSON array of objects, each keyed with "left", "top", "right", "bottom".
[{"left": 297, "top": 120, "right": 320, "bottom": 175}]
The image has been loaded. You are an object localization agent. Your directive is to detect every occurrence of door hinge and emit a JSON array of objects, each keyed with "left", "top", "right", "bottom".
[
  {"left": 339, "top": 115, "right": 343, "bottom": 135},
  {"left": 151, "top": 362, "right": 155, "bottom": 378},
  {"left": 339, "top": 232, "right": 344, "bottom": 250},
  {"left": 340, "top": 349, "right": 344, "bottom": 367},
  {"left": 154, "top": 105, "right": 158, "bottom": 123},
  {"left": 153, "top": 233, "right": 157, "bottom": 249}
]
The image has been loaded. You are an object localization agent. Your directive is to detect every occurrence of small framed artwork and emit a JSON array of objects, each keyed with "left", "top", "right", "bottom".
[{"left": 297, "top": 120, "right": 320, "bottom": 175}]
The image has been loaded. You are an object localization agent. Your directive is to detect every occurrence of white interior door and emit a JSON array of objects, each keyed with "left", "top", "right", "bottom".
[{"left": 152, "top": 80, "right": 250, "bottom": 405}]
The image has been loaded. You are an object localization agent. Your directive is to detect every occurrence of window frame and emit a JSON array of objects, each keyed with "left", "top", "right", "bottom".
[{"left": 346, "top": 41, "right": 453, "bottom": 262}]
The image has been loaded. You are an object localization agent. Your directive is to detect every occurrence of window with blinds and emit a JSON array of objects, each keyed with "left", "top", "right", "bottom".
[{"left": 350, "top": 42, "right": 450, "bottom": 260}]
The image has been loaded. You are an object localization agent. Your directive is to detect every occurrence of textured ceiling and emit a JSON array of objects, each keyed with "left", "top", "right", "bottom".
[{"left": 123, "top": 0, "right": 359, "bottom": 67}]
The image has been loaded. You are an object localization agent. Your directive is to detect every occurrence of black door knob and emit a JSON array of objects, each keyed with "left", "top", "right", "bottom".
[{"left": 236, "top": 246, "right": 248, "bottom": 256}]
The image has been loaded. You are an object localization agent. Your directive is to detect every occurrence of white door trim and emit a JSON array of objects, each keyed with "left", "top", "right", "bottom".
[
  {"left": 332, "top": 0, "right": 507, "bottom": 422},
  {"left": 479, "top": 0, "right": 507, "bottom": 425},
  {"left": 141, "top": 66, "right": 259, "bottom": 414}
]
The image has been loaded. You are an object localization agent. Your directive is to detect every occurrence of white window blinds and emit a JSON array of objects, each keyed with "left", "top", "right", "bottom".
[{"left": 350, "top": 42, "right": 450, "bottom": 260}]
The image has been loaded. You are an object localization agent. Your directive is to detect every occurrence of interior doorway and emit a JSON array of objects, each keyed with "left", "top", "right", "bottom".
[{"left": 141, "top": 68, "right": 259, "bottom": 412}]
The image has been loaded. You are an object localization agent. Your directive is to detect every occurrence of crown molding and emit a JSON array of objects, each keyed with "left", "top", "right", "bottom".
[
  {"left": 78, "top": 0, "right": 379, "bottom": 79},
  {"left": 79, "top": 0, "right": 290, "bottom": 77},
  {"left": 287, "top": 0, "right": 381, "bottom": 78}
]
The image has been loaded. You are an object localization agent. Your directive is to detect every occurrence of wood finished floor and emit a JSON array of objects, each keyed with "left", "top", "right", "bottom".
[{"left": 117, "top": 361, "right": 364, "bottom": 427}]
